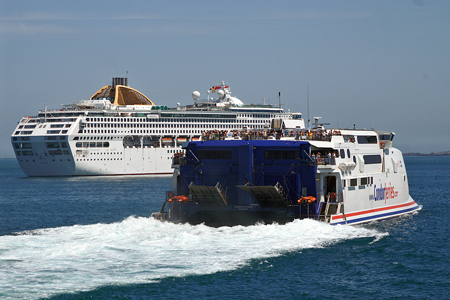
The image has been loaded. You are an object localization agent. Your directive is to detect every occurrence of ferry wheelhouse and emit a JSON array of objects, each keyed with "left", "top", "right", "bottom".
[
  {"left": 11, "top": 78, "right": 303, "bottom": 176},
  {"left": 152, "top": 121, "right": 421, "bottom": 226}
]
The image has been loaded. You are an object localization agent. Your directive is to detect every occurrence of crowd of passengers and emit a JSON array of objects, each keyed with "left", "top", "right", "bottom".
[{"left": 201, "top": 129, "right": 343, "bottom": 141}]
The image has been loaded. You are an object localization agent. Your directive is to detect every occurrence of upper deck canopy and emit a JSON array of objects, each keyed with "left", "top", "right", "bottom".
[{"left": 91, "top": 84, "right": 155, "bottom": 106}]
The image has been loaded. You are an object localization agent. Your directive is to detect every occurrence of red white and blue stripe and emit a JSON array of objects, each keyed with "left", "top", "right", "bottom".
[{"left": 330, "top": 197, "right": 422, "bottom": 225}]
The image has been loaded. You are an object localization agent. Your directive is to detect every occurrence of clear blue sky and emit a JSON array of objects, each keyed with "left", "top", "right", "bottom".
[{"left": 1, "top": 0, "right": 449, "bottom": 157}]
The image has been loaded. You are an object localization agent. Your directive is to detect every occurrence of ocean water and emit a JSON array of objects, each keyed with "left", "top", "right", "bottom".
[{"left": 0, "top": 157, "right": 449, "bottom": 300}]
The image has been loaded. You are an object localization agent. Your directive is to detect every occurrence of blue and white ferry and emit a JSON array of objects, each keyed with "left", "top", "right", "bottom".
[{"left": 152, "top": 119, "right": 422, "bottom": 226}]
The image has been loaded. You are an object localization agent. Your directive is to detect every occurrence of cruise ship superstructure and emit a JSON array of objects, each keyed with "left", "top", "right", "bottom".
[{"left": 11, "top": 78, "right": 304, "bottom": 176}]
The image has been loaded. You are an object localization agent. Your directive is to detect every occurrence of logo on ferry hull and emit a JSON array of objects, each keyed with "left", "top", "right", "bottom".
[{"left": 370, "top": 184, "right": 398, "bottom": 202}]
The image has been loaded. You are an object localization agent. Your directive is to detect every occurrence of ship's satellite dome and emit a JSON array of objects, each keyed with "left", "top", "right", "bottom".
[
  {"left": 192, "top": 91, "right": 200, "bottom": 101},
  {"left": 217, "top": 89, "right": 225, "bottom": 98}
]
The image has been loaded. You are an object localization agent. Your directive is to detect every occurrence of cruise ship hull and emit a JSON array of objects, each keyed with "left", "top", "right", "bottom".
[{"left": 16, "top": 142, "right": 176, "bottom": 176}]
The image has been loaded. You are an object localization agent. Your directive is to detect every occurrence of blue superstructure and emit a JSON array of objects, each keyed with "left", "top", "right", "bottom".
[{"left": 157, "top": 139, "right": 320, "bottom": 226}]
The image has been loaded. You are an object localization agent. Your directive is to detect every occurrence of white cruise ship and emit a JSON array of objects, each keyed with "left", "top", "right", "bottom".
[{"left": 11, "top": 78, "right": 304, "bottom": 176}]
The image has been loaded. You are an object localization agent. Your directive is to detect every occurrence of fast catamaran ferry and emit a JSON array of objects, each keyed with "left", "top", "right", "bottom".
[
  {"left": 11, "top": 78, "right": 303, "bottom": 176},
  {"left": 152, "top": 119, "right": 422, "bottom": 226}
]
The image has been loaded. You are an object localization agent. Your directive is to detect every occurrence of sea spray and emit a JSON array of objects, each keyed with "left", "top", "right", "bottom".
[{"left": 0, "top": 217, "right": 386, "bottom": 299}]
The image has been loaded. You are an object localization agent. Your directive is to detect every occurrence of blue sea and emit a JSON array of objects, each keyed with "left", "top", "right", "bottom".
[{"left": 0, "top": 157, "right": 449, "bottom": 300}]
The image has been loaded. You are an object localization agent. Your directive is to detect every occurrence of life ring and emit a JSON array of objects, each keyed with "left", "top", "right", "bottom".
[
  {"left": 298, "top": 196, "right": 316, "bottom": 204},
  {"left": 167, "top": 191, "right": 175, "bottom": 199},
  {"left": 175, "top": 195, "right": 188, "bottom": 202},
  {"left": 380, "top": 142, "right": 385, "bottom": 147},
  {"left": 330, "top": 193, "right": 337, "bottom": 200}
]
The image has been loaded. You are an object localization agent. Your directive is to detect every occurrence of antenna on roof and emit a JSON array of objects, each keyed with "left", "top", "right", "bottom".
[
  {"left": 307, "top": 83, "right": 310, "bottom": 122},
  {"left": 278, "top": 92, "right": 281, "bottom": 113},
  {"left": 307, "top": 83, "right": 310, "bottom": 130}
]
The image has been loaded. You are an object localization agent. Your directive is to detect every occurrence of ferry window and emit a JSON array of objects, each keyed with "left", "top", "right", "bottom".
[
  {"left": 198, "top": 150, "right": 232, "bottom": 160},
  {"left": 357, "top": 136, "right": 378, "bottom": 144},
  {"left": 61, "top": 142, "right": 68, "bottom": 148},
  {"left": 264, "top": 150, "right": 298, "bottom": 160},
  {"left": 361, "top": 177, "right": 368, "bottom": 185},
  {"left": 347, "top": 149, "right": 350, "bottom": 158},
  {"left": 343, "top": 135, "right": 355, "bottom": 143},
  {"left": 363, "top": 155, "right": 382, "bottom": 164},
  {"left": 340, "top": 149, "right": 345, "bottom": 159},
  {"left": 350, "top": 178, "right": 357, "bottom": 187},
  {"left": 76, "top": 142, "right": 82, "bottom": 147}
]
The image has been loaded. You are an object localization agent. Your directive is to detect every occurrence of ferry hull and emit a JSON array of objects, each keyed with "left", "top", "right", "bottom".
[
  {"left": 156, "top": 197, "right": 421, "bottom": 227},
  {"left": 330, "top": 197, "right": 421, "bottom": 225},
  {"left": 175, "top": 209, "right": 295, "bottom": 227}
]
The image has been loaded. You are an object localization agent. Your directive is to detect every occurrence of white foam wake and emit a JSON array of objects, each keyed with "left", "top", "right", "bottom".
[{"left": 0, "top": 217, "right": 386, "bottom": 299}]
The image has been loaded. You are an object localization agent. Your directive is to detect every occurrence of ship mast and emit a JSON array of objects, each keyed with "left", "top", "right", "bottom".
[{"left": 307, "top": 83, "right": 310, "bottom": 130}]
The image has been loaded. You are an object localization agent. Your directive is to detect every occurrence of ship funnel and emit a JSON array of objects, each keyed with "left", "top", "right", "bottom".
[
  {"left": 112, "top": 77, "right": 128, "bottom": 87},
  {"left": 313, "top": 117, "right": 321, "bottom": 129}
]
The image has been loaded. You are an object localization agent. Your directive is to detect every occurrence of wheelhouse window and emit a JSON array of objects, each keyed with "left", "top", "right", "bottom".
[{"left": 379, "top": 134, "right": 394, "bottom": 141}]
